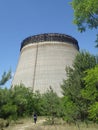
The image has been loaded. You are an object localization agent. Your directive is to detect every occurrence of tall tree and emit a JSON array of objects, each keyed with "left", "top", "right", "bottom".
[
  {"left": 71, "top": 0, "right": 98, "bottom": 46},
  {"left": 61, "top": 51, "right": 97, "bottom": 122},
  {"left": 82, "top": 65, "right": 98, "bottom": 122}
]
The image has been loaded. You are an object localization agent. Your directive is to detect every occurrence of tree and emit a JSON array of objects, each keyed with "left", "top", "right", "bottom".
[
  {"left": 71, "top": 0, "right": 98, "bottom": 46},
  {"left": 32, "top": 90, "right": 43, "bottom": 115},
  {"left": 82, "top": 65, "right": 98, "bottom": 122},
  {"left": 61, "top": 96, "right": 79, "bottom": 123},
  {"left": 11, "top": 84, "right": 35, "bottom": 117},
  {"left": 61, "top": 51, "right": 97, "bottom": 122},
  {"left": 73, "top": 51, "right": 97, "bottom": 76},
  {"left": 0, "top": 88, "right": 17, "bottom": 120},
  {"left": 0, "top": 84, "right": 44, "bottom": 120},
  {"left": 41, "top": 87, "right": 62, "bottom": 124},
  {"left": 0, "top": 70, "right": 11, "bottom": 86}
]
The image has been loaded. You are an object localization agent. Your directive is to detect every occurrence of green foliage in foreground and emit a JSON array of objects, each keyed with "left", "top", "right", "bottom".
[
  {"left": 40, "top": 87, "right": 63, "bottom": 124},
  {"left": 61, "top": 51, "right": 98, "bottom": 123},
  {"left": 82, "top": 65, "right": 98, "bottom": 122},
  {"left": 71, "top": 0, "right": 98, "bottom": 32},
  {"left": 0, "top": 85, "right": 62, "bottom": 123},
  {"left": 71, "top": 0, "right": 98, "bottom": 46},
  {"left": 0, "top": 85, "right": 34, "bottom": 120}
]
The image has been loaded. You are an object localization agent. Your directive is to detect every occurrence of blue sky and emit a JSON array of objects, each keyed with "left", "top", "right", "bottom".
[{"left": 0, "top": 0, "right": 97, "bottom": 87}]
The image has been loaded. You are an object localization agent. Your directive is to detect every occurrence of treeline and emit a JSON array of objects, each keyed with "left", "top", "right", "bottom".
[
  {"left": 0, "top": 85, "right": 62, "bottom": 124},
  {"left": 0, "top": 51, "right": 98, "bottom": 124}
]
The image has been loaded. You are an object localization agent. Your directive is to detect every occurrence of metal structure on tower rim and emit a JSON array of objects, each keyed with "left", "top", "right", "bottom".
[{"left": 20, "top": 33, "right": 79, "bottom": 51}]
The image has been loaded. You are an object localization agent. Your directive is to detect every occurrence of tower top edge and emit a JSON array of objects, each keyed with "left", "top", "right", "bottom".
[{"left": 20, "top": 33, "right": 79, "bottom": 51}]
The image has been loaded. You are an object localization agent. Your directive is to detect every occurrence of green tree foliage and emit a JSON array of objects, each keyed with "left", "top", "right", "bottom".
[
  {"left": 0, "top": 84, "right": 35, "bottom": 120},
  {"left": 71, "top": 0, "right": 98, "bottom": 46},
  {"left": 1, "top": 84, "right": 57, "bottom": 120},
  {"left": 82, "top": 65, "right": 98, "bottom": 101},
  {"left": 0, "top": 70, "right": 11, "bottom": 86},
  {"left": 61, "top": 51, "right": 97, "bottom": 122},
  {"left": 11, "top": 84, "right": 35, "bottom": 117},
  {"left": 71, "top": 0, "right": 98, "bottom": 31},
  {"left": 62, "top": 96, "right": 78, "bottom": 123},
  {"left": 41, "top": 87, "right": 62, "bottom": 124},
  {"left": 1, "top": 103, "right": 17, "bottom": 120},
  {"left": 32, "top": 91, "right": 43, "bottom": 115},
  {"left": 88, "top": 102, "right": 98, "bottom": 122},
  {"left": 0, "top": 84, "right": 63, "bottom": 123},
  {"left": 73, "top": 51, "right": 97, "bottom": 74},
  {"left": 82, "top": 65, "right": 98, "bottom": 122},
  {"left": 0, "top": 88, "right": 17, "bottom": 120}
]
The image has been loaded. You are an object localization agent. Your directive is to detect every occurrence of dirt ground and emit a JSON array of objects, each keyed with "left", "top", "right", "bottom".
[
  {"left": 4, "top": 117, "right": 98, "bottom": 130},
  {"left": 5, "top": 117, "right": 46, "bottom": 130}
]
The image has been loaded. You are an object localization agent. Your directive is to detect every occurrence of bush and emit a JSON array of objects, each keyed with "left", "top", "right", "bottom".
[{"left": 0, "top": 118, "right": 9, "bottom": 130}]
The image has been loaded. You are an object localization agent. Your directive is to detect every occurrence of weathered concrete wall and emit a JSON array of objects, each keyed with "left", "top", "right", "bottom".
[{"left": 12, "top": 34, "right": 79, "bottom": 97}]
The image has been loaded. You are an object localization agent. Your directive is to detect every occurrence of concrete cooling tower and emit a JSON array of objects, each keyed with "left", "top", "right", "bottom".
[{"left": 12, "top": 33, "right": 79, "bottom": 96}]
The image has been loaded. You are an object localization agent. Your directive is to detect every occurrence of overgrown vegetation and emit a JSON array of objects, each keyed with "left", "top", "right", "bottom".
[
  {"left": 0, "top": 85, "right": 62, "bottom": 125},
  {"left": 0, "top": 51, "right": 98, "bottom": 130},
  {"left": 61, "top": 51, "right": 98, "bottom": 123}
]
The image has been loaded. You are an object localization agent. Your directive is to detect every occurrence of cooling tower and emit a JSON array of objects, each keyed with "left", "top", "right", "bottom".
[{"left": 12, "top": 33, "right": 79, "bottom": 96}]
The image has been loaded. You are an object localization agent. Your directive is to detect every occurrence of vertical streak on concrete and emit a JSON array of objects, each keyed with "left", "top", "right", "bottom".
[{"left": 32, "top": 43, "right": 38, "bottom": 91}]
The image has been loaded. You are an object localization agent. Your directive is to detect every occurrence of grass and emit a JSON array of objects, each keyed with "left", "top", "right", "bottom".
[
  {"left": 4, "top": 117, "right": 98, "bottom": 130},
  {"left": 26, "top": 123, "right": 98, "bottom": 130},
  {"left": 25, "top": 124, "right": 98, "bottom": 130}
]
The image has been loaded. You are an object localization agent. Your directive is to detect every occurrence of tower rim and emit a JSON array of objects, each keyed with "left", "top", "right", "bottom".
[{"left": 20, "top": 33, "right": 79, "bottom": 51}]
